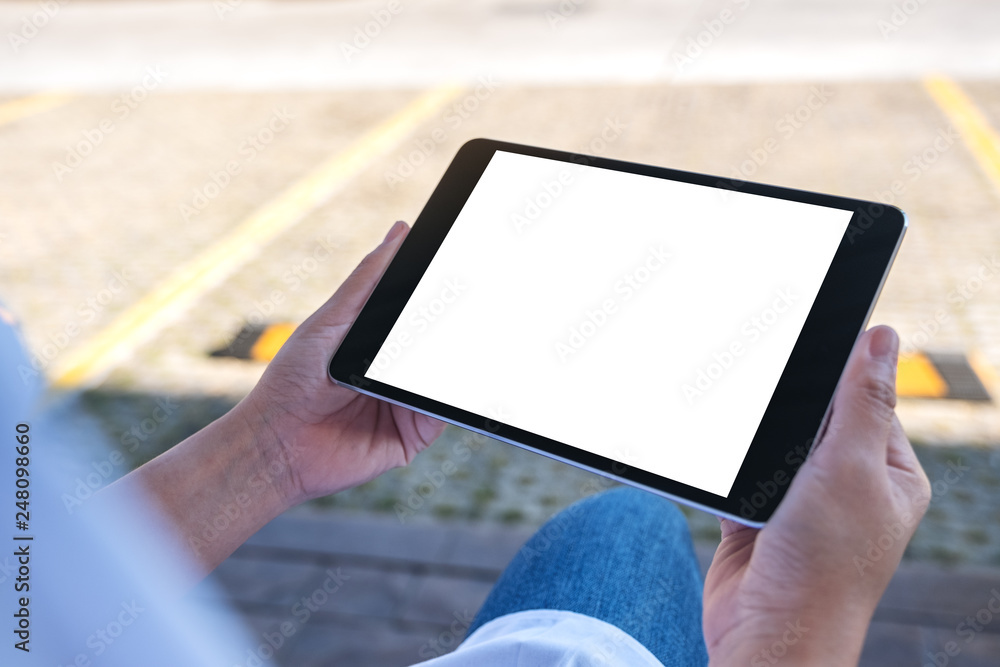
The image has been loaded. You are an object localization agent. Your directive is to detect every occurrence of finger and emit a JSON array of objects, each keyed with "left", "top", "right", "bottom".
[
  {"left": 719, "top": 516, "right": 758, "bottom": 539},
  {"left": 885, "top": 414, "right": 919, "bottom": 475},
  {"left": 308, "top": 221, "right": 409, "bottom": 328},
  {"left": 337, "top": 220, "right": 409, "bottom": 308},
  {"left": 815, "top": 325, "right": 899, "bottom": 465},
  {"left": 414, "top": 411, "right": 447, "bottom": 442},
  {"left": 391, "top": 405, "right": 447, "bottom": 457},
  {"left": 886, "top": 413, "right": 932, "bottom": 506}
]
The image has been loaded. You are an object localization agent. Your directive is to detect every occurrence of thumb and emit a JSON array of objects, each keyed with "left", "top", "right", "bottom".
[
  {"left": 306, "top": 221, "right": 409, "bottom": 329},
  {"left": 342, "top": 220, "right": 409, "bottom": 303},
  {"left": 815, "top": 325, "right": 899, "bottom": 465}
]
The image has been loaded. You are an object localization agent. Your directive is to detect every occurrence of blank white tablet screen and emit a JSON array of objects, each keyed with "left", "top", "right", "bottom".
[{"left": 366, "top": 151, "right": 852, "bottom": 497}]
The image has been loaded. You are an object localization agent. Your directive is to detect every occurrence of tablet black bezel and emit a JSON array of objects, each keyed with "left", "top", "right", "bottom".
[{"left": 329, "top": 138, "right": 906, "bottom": 525}]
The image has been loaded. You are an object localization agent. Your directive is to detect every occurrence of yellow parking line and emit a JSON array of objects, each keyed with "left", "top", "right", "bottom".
[
  {"left": 924, "top": 75, "right": 1000, "bottom": 194},
  {"left": 51, "top": 84, "right": 465, "bottom": 390},
  {"left": 0, "top": 91, "right": 73, "bottom": 127}
]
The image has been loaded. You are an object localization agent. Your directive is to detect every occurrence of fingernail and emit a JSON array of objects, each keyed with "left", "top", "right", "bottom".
[
  {"left": 868, "top": 326, "right": 898, "bottom": 362},
  {"left": 383, "top": 220, "right": 407, "bottom": 243}
]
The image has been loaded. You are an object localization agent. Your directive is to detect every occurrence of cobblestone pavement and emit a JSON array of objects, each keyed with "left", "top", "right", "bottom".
[
  {"left": 63, "top": 388, "right": 1000, "bottom": 569},
  {"left": 5, "top": 79, "right": 1000, "bottom": 564}
]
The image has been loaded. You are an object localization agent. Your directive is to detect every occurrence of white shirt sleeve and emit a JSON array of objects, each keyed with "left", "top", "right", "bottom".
[{"left": 409, "top": 610, "right": 665, "bottom": 667}]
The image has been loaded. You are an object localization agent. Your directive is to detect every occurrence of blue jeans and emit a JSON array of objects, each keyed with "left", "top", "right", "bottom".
[{"left": 467, "top": 487, "right": 709, "bottom": 666}]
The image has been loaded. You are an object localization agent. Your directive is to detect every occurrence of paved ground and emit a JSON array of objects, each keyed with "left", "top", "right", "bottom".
[
  {"left": 191, "top": 510, "right": 1000, "bottom": 666},
  {"left": 5, "top": 0, "right": 1000, "bottom": 664},
  {"left": 6, "top": 80, "right": 1000, "bottom": 441}
]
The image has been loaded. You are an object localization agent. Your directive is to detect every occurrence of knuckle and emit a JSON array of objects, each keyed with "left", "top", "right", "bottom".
[
  {"left": 915, "top": 469, "right": 933, "bottom": 508},
  {"left": 349, "top": 250, "right": 384, "bottom": 283},
  {"left": 854, "top": 370, "right": 897, "bottom": 417},
  {"left": 356, "top": 251, "right": 380, "bottom": 273}
]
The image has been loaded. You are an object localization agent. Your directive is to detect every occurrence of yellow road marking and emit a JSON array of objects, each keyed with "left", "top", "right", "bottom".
[
  {"left": 0, "top": 91, "right": 73, "bottom": 127},
  {"left": 51, "top": 84, "right": 464, "bottom": 389},
  {"left": 924, "top": 75, "right": 1000, "bottom": 195},
  {"left": 897, "top": 353, "right": 948, "bottom": 398}
]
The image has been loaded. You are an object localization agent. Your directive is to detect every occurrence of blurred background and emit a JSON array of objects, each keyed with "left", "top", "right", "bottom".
[{"left": 3, "top": 0, "right": 1000, "bottom": 664}]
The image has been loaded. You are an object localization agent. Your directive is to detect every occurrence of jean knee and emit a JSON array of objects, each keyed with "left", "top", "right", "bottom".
[{"left": 585, "top": 486, "right": 689, "bottom": 537}]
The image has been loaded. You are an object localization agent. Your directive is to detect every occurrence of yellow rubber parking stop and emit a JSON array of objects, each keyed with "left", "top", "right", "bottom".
[
  {"left": 210, "top": 322, "right": 296, "bottom": 362},
  {"left": 897, "top": 351, "right": 991, "bottom": 401},
  {"left": 897, "top": 353, "right": 948, "bottom": 398}
]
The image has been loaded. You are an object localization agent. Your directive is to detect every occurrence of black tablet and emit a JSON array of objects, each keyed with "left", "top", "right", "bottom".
[{"left": 329, "top": 138, "right": 906, "bottom": 525}]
